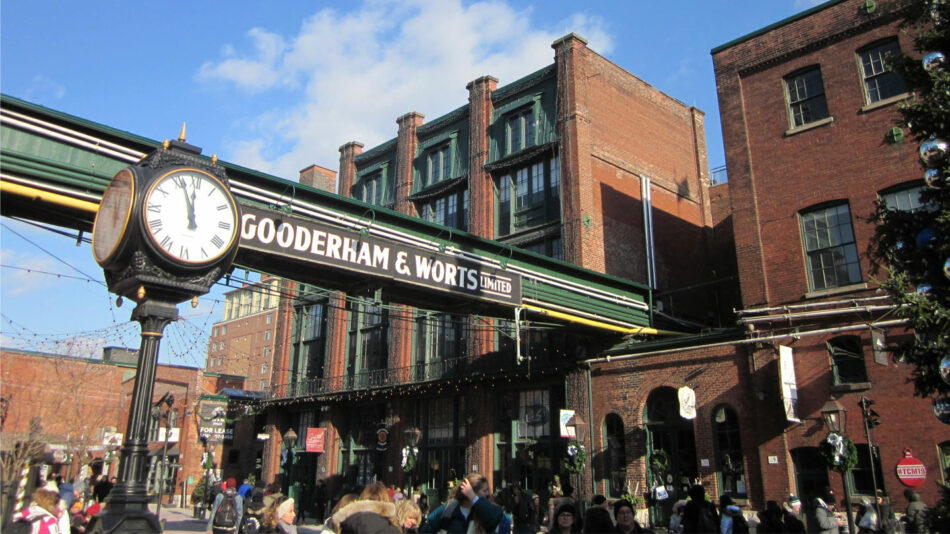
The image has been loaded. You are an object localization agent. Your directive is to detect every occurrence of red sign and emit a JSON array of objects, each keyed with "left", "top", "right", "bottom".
[
  {"left": 305, "top": 428, "right": 325, "bottom": 453},
  {"left": 896, "top": 448, "right": 926, "bottom": 487}
]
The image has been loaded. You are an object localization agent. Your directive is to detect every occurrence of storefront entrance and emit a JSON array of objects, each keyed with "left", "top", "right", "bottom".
[{"left": 645, "top": 387, "right": 697, "bottom": 529}]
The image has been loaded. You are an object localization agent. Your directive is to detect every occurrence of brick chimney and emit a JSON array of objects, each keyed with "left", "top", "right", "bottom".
[
  {"left": 299, "top": 164, "right": 338, "bottom": 193},
  {"left": 338, "top": 141, "right": 364, "bottom": 199}
]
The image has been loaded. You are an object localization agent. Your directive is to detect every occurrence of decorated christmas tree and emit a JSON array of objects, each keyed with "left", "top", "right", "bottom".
[
  {"left": 869, "top": 1, "right": 949, "bottom": 529},
  {"left": 870, "top": 0, "right": 950, "bottom": 398}
]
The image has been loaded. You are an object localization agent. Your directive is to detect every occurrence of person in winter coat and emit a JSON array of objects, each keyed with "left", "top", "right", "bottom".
[
  {"left": 781, "top": 496, "right": 806, "bottom": 534},
  {"left": 206, "top": 477, "right": 244, "bottom": 534},
  {"left": 420, "top": 474, "right": 505, "bottom": 534},
  {"left": 16, "top": 488, "right": 63, "bottom": 534},
  {"left": 814, "top": 492, "right": 845, "bottom": 534},
  {"left": 331, "top": 482, "right": 401, "bottom": 534},
  {"left": 857, "top": 496, "right": 879, "bottom": 533},
  {"left": 756, "top": 501, "right": 784, "bottom": 534},
  {"left": 681, "top": 485, "right": 719, "bottom": 534},
  {"left": 275, "top": 497, "right": 299, "bottom": 534},
  {"left": 612, "top": 500, "right": 648, "bottom": 534},
  {"left": 551, "top": 502, "right": 582, "bottom": 534},
  {"left": 902, "top": 489, "right": 929, "bottom": 534}
]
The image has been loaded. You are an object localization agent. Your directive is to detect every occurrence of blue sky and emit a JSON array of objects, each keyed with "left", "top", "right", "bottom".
[{"left": 1, "top": 0, "right": 823, "bottom": 366}]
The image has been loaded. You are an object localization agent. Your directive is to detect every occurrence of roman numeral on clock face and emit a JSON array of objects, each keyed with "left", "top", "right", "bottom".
[{"left": 211, "top": 235, "right": 225, "bottom": 248}]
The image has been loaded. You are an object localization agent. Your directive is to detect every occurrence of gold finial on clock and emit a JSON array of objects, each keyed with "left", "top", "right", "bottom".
[
  {"left": 211, "top": 154, "right": 218, "bottom": 164},
  {"left": 178, "top": 123, "right": 187, "bottom": 142},
  {"left": 191, "top": 296, "right": 199, "bottom": 309},
  {"left": 162, "top": 139, "right": 170, "bottom": 150},
  {"left": 137, "top": 285, "right": 146, "bottom": 300}
]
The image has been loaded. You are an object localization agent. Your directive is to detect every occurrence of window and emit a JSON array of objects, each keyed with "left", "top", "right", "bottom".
[
  {"left": 800, "top": 203, "right": 862, "bottom": 291},
  {"left": 419, "top": 189, "right": 468, "bottom": 231},
  {"left": 260, "top": 379, "right": 266, "bottom": 391},
  {"left": 261, "top": 362, "right": 268, "bottom": 374},
  {"left": 851, "top": 443, "right": 884, "bottom": 495},
  {"left": 266, "top": 313, "right": 273, "bottom": 325},
  {"left": 506, "top": 108, "right": 535, "bottom": 154},
  {"left": 522, "top": 237, "right": 563, "bottom": 260},
  {"left": 880, "top": 183, "right": 928, "bottom": 212},
  {"left": 357, "top": 172, "right": 385, "bottom": 206},
  {"left": 426, "top": 144, "right": 451, "bottom": 186},
  {"left": 785, "top": 67, "right": 830, "bottom": 128},
  {"left": 939, "top": 441, "right": 950, "bottom": 484},
  {"left": 518, "top": 389, "right": 550, "bottom": 439},
  {"left": 415, "top": 312, "right": 467, "bottom": 380},
  {"left": 713, "top": 405, "right": 746, "bottom": 497},
  {"left": 221, "top": 325, "right": 227, "bottom": 335},
  {"left": 265, "top": 330, "right": 271, "bottom": 341},
  {"left": 496, "top": 156, "right": 561, "bottom": 237},
  {"left": 604, "top": 414, "right": 627, "bottom": 498},
  {"left": 346, "top": 297, "right": 389, "bottom": 388},
  {"left": 293, "top": 301, "right": 328, "bottom": 382},
  {"left": 858, "top": 39, "right": 906, "bottom": 104},
  {"left": 827, "top": 335, "right": 869, "bottom": 385}
]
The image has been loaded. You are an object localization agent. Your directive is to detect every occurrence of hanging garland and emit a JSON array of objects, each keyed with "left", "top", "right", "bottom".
[
  {"left": 563, "top": 440, "right": 587, "bottom": 473},
  {"left": 819, "top": 432, "right": 858, "bottom": 473}
]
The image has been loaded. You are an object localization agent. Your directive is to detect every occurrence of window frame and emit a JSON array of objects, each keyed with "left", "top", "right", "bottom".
[
  {"left": 495, "top": 155, "right": 561, "bottom": 237},
  {"left": 849, "top": 443, "right": 885, "bottom": 496},
  {"left": 785, "top": 66, "right": 831, "bottom": 129},
  {"left": 879, "top": 181, "right": 930, "bottom": 213},
  {"left": 712, "top": 404, "right": 747, "bottom": 498},
  {"left": 603, "top": 413, "right": 627, "bottom": 498},
  {"left": 418, "top": 188, "right": 468, "bottom": 231},
  {"left": 506, "top": 107, "right": 536, "bottom": 155},
  {"left": 857, "top": 38, "right": 906, "bottom": 105},
  {"left": 827, "top": 335, "right": 869, "bottom": 386},
  {"left": 799, "top": 202, "right": 863, "bottom": 292}
]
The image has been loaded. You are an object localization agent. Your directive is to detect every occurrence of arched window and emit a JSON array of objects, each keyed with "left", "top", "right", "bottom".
[
  {"left": 604, "top": 413, "right": 627, "bottom": 497},
  {"left": 713, "top": 404, "right": 746, "bottom": 497}
]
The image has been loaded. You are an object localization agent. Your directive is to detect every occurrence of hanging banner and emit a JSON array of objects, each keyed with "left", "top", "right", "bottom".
[
  {"left": 306, "top": 428, "right": 326, "bottom": 453},
  {"left": 779, "top": 346, "right": 801, "bottom": 423},
  {"left": 678, "top": 386, "right": 696, "bottom": 420},
  {"left": 559, "top": 409, "right": 576, "bottom": 438},
  {"left": 197, "top": 399, "right": 230, "bottom": 443}
]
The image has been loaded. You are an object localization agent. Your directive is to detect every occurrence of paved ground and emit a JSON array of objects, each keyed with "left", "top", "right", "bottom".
[{"left": 156, "top": 504, "right": 323, "bottom": 534}]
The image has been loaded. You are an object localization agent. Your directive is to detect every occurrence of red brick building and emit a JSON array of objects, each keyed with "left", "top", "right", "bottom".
[
  {"left": 260, "top": 31, "right": 735, "bottom": 520},
  {"left": 0, "top": 348, "right": 244, "bottom": 508}
]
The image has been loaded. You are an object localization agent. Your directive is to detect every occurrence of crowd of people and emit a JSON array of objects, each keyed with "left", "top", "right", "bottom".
[
  {"left": 11, "top": 470, "right": 934, "bottom": 534},
  {"left": 11, "top": 473, "right": 116, "bottom": 533}
]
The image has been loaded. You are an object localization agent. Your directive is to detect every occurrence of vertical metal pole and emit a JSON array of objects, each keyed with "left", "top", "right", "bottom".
[
  {"left": 860, "top": 397, "right": 882, "bottom": 518},
  {"left": 840, "top": 469, "right": 855, "bottom": 534},
  {"left": 155, "top": 418, "right": 170, "bottom": 521}
]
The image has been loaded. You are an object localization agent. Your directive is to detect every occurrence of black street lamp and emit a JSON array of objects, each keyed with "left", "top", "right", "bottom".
[
  {"left": 283, "top": 428, "right": 298, "bottom": 502},
  {"left": 150, "top": 393, "right": 175, "bottom": 523},
  {"left": 821, "top": 399, "right": 855, "bottom": 534}
]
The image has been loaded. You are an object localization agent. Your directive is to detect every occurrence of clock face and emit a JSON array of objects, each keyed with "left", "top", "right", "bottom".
[
  {"left": 93, "top": 168, "right": 135, "bottom": 265},
  {"left": 142, "top": 168, "right": 238, "bottom": 266}
]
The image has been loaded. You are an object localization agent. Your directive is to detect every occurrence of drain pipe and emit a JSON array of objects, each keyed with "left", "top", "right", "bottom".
[{"left": 586, "top": 364, "right": 596, "bottom": 497}]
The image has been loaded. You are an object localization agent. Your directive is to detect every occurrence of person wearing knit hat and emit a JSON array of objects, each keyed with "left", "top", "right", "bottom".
[
  {"left": 782, "top": 495, "right": 806, "bottom": 534},
  {"left": 276, "top": 498, "right": 298, "bottom": 533}
]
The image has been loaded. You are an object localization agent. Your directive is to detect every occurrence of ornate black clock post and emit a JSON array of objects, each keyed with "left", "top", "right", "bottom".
[{"left": 87, "top": 130, "right": 240, "bottom": 534}]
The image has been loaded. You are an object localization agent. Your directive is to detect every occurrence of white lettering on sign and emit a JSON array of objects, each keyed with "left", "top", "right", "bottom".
[{"left": 240, "top": 207, "right": 522, "bottom": 306}]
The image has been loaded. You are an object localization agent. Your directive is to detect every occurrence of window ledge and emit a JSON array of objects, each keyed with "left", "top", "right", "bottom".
[
  {"left": 831, "top": 382, "right": 871, "bottom": 393},
  {"left": 860, "top": 92, "right": 910, "bottom": 113},
  {"left": 803, "top": 282, "right": 868, "bottom": 300},
  {"left": 785, "top": 116, "right": 835, "bottom": 137}
]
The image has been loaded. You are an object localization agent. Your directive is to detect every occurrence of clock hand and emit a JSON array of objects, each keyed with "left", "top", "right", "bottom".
[{"left": 184, "top": 185, "right": 197, "bottom": 230}]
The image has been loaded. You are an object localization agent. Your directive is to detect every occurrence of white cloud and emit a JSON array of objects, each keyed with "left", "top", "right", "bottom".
[
  {"left": 196, "top": 0, "right": 613, "bottom": 179},
  {"left": 0, "top": 248, "right": 62, "bottom": 296}
]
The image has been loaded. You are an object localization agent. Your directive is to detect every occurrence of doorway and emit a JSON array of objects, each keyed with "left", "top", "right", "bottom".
[
  {"left": 644, "top": 387, "right": 698, "bottom": 529},
  {"left": 791, "top": 447, "right": 830, "bottom": 533}
]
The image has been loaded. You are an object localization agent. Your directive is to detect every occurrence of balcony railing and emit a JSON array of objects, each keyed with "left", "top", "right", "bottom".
[
  {"left": 710, "top": 165, "right": 728, "bottom": 185},
  {"left": 269, "top": 354, "right": 497, "bottom": 400}
]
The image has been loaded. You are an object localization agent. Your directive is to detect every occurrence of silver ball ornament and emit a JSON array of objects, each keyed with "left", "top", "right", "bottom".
[
  {"left": 920, "top": 137, "right": 949, "bottom": 166},
  {"left": 941, "top": 355, "right": 950, "bottom": 386},
  {"left": 923, "top": 51, "right": 946, "bottom": 72},
  {"left": 916, "top": 228, "right": 936, "bottom": 248},
  {"left": 945, "top": 257, "right": 950, "bottom": 281},
  {"left": 925, "top": 168, "right": 946, "bottom": 189},
  {"left": 917, "top": 283, "right": 932, "bottom": 295}
]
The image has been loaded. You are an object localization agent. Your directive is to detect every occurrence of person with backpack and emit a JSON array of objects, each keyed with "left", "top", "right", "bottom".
[
  {"left": 242, "top": 487, "right": 268, "bottom": 534},
  {"left": 13, "top": 488, "right": 63, "bottom": 534},
  {"left": 420, "top": 474, "right": 504, "bottom": 534},
  {"left": 681, "top": 484, "right": 719, "bottom": 534},
  {"left": 207, "top": 477, "right": 244, "bottom": 534}
]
